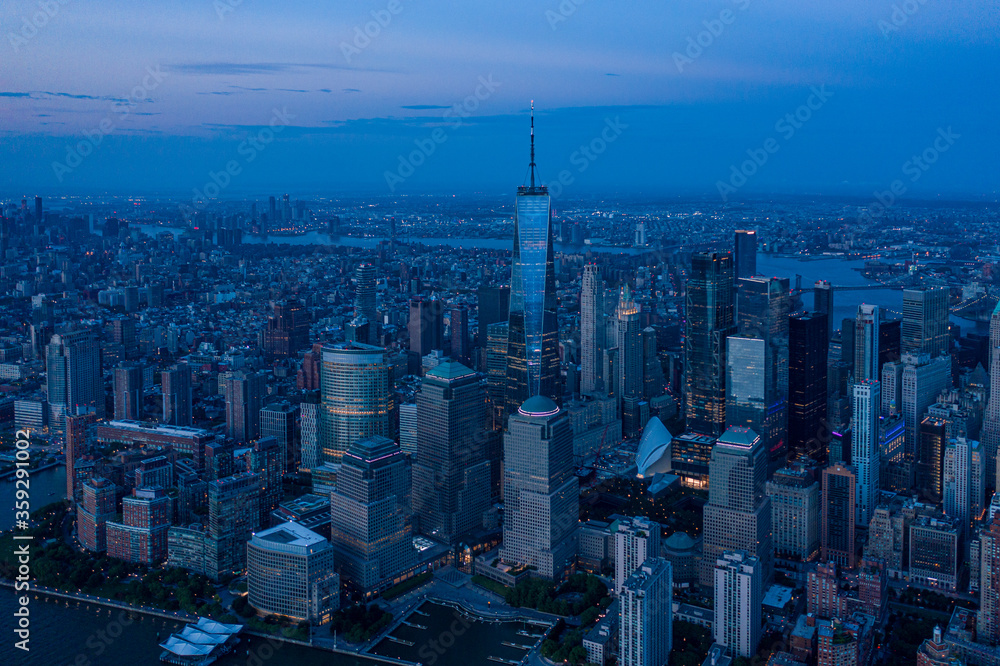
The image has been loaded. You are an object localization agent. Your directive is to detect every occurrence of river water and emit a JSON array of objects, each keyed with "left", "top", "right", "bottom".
[
  {"left": 0, "top": 588, "right": 387, "bottom": 666},
  {"left": 0, "top": 464, "right": 66, "bottom": 532}
]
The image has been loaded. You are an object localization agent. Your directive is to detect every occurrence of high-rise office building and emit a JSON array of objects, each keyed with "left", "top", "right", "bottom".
[
  {"left": 617, "top": 286, "right": 644, "bottom": 436},
  {"left": 505, "top": 113, "right": 559, "bottom": 423},
  {"left": 789, "top": 312, "right": 829, "bottom": 461},
  {"left": 581, "top": 264, "right": 605, "bottom": 395},
  {"left": 501, "top": 396, "right": 578, "bottom": 580},
  {"left": 851, "top": 380, "right": 881, "bottom": 526},
  {"left": 329, "top": 435, "right": 416, "bottom": 596},
  {"left": 614, "top": 516, "right": 662, "bottom": 595},
  {"left": 713, "top": 550, "right": 763, "bottom": 659},
  {"left": 299, "top": 401, "right": 319, "bottom": 472},
  {"left": 207, "top": 471, "right": 261, "bottom": 579},
  {"left": 943, "top": 437, "right": 984, "bottom": 536},
  {"left": 478, "top": 285, "right": 510, "bottom": 331},
  {"left": 701, "top": 427, "right": 772, "bottom": 587},
  {"left": 354, "top": 263, "right": 378, "bottom": 345},
  {"left": 34, "top": 195, "right": 43, "bottom": 222},
  {"left": 262, "top": 299, "right": 311, "bottom": 359},
  {"left": 685, "top": 252, "right": 736, "bottom": 437},
  {"left": 224, "top": 371, "right": 266, "bottom": 443},
  {"left": 979, "top": 302, "right": 1000, "bottom": 491},
  {"left": 854, "top": 305, "right": 880, "bottom": 382},
  {"left": 821, "top": 462, "right": 857, "bottom": 569},
  {"left": 450, "top": 305, "right": 470, "bottom": 363},
  {"left": 409, "top": 297, "right": 444, "bottom": 358},
  {"left": 734, "top": 230, "right": 757, "bottom": 280},
  {"left": 814, "top": 281, "right": 834, "bottom": 335},
  {"left": 162, "top": 363, "right": 193, "bottom": 427},
  {"left": 318, "top": 343, "right": 393, "bottom": 464},
  {"left": 902, "top": 353, "right": 952, "bottom": 454},
  {"left": 247, "top": 522, "right": 339, "bottom": 625},
  {"left": 902, "top": 287, "right": 950, "bottom": 359},
  {"left": 46, "top": 330, "right": 104, "bottom": 427},
  {"left": 767, "top": 464, "right": 820, "bottom": 562},
  {"left": 113, "top": 364, "right": 143, "bottom": 421},
  {"left": 260, "top": 401, "right": 299, "bottom": 473},
  {"left": 412, "top": 361, "right": 491, "bottom": 544},
  {"left": 619, "top": 558, "right": 673, "bottom": 666},
  {"left": 251, "top": 436, "right": 284, "bottom": 525},
  {"left": 65, "top": 413, "right": 92, "bottom": 502},
  {"left": 918, "top": 416, "right": 948, "bottom": 504},
  {"left": 486, "top": 321, "right": 509, "bottom": 428},
  {"left": 979, "top": 512, "right": 1000, "bottom": 646}
]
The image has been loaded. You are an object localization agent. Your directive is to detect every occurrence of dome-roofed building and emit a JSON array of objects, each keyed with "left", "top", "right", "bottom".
[{"left": 662, "top": 531, "right": 702, "bottom": 586}]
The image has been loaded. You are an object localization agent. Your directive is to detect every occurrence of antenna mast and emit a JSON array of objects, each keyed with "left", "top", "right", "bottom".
[{"left": 529, "top": 100, "right": 536, "bottom": 189}]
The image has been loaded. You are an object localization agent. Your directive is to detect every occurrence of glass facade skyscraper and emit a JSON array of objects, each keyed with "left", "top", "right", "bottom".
[
  {"left": 788, "top": 312, "right": 829, "bottom": 462},
  {"left": 685, "top": 252, "right": 736, "bottom": 437},
  {"left": 319, "top": 343, "right": 394, "bottom": 464},
  {"left": 902, "top": 286, "right": 950, "bottom": 358},
  {"left": 505, "top": 109, "right": 559, "bottom": 423}
]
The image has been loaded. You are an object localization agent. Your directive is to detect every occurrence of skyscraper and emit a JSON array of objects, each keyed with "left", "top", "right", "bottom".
[
  {"left": 821, "top": 462, "right": 857, "bottom": 568},
  {"left": 685, "top": 252, "right": 736, "bottom": 437},
  {"left": 851, "top": 380, "right": 881, "bottom": 526},
  {"left": 412, "top": 361, "right": 492, "bottom": 544},
  {"left": 918, "top": 416, "right": 948, "bottom": 504},
  {"left": 408, "top": 297, "right": 444, "bottom": 359},
  {"left": 501, "top": 396, "right": 578, "bottom": 580},
  {"left": 902, "top": 287, "right": 950, "bottom": 359},
  {"left": 224, "top": 371, "right": 266, "bottom": 443},
  {"left": 329, "top": 435, "right": 415, "bottom": 596},
  {"left": 734, "top": 230, "right": 757, "bottom": 280},
  {"left": 979, "top": 512, "right": 1000, "bottom": 646},
  {"left": 207, "top": 471, "right": 261, "bottom": 579},
  {"left": 701, "top": 426, "right": 772, "bottom": 587},
  {"left": 617, "top": 285, "right": 644, "bottom": 436},
  {"left": 46, "top": 330, "right": 104, "bottom": 427},
  {"left": 505, "top": 107, "right": 560, "bottom": 422},
  {"left": 767, "top": 464, "right": 820, "bottom": 562},
  {"left": 318, "top": 343, "right": 393, "bottom": 464},
  {"left": 262, "top": 299, "right": 311, "bottom": 359},
  {"left": 943, "top": 436, "right": 984, "bottom": 536},
  {"left": 814, "top": 281, "right": 834, "bottom": 336},
  {"left": 251, "top": 435, "right": 284, "bottom": 525},
  {"left": 477, "top": 285, "right": 510, "bottom": 331},
  {"left": 260, "top": 401, "right": 299, "bottom": 473},
  {"left": 354, "top": 263, "right": 378, "bottom": 345},
  {"left": 713, "top": 550, "right": 763, "bottom": 658},
  {"left": 580, "top": 264, "right": 605, "bottom": 395},
  {"left": 854, "top": 305, "right": 881, "bottom": 382},
  {"left": 247, "top": 522, "right": 339, "bottom": 625},
  {"left": 614, "top": 516, "right": 662, "bottom": 595},
  {"left": 619, "top": 558, "right": 673, "bottom": 666},
  {"left": 113, "top": 364, "right": 143, "bottom": 421},
  {"left": 980, "top": 302, "right": 1000, "bottom": 491},
  {"left": 902, "top": 353, "right": 952, "bottom": 453},
  {"left": 162, "top": 363, "right": 193, "bottom": 427},
  {"left": 486, "top": 321, "right": 509, "bottom": 428},
  {"left": 450, "top": 305, "right": 470, "bottom": 363},
  {"left": 789, "top": 312, "right": 829, "bottom": 462}
]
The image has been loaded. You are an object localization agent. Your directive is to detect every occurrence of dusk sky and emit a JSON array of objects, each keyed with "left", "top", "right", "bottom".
[{"left": 2, "top": 0, "right": 997, "bottom": 198}]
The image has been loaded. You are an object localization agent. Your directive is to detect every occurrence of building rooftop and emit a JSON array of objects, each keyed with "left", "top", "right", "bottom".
[
  {"left": 424, "top": 360, "right": 476, "bottom": 381},
  {"left": 254, "top": 521, "right": 328, "bottom": 548},
  {"left": 518, "top": 395, "right": 560, "bottom": 417},
  {"left": 717, "top": 426, "right": 761, "bottom": 449}
]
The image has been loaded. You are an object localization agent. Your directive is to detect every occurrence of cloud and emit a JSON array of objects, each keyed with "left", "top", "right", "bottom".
[
  {"left": 343, "top": 88, "right": 362, "bottom": 93},
  {"left": 401, "top": 105, "right": 450, "bottom": 110},
  {"left": 605, "top": 72, "right": 620, "bottom": 76},
  {"left": 166, "top": 62, "right": 394, "bottom": 75},
  {"left": 0, "top": 90, "right": 129, "bottom": 102}
]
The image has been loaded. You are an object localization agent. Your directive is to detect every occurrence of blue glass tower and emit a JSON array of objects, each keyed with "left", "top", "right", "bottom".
[{"left": 505, "top": 103, "right": 560, "bottom": 423}]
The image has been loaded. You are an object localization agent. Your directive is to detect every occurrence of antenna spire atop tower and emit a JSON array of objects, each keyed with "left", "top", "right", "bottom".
[{"left": 529, "top": 100, "right": 536, "bottom": 189}]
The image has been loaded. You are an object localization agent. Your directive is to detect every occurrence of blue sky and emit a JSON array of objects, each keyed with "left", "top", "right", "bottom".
[{"left": 1, "top": 0, "right": 997, "bottom": 198}]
